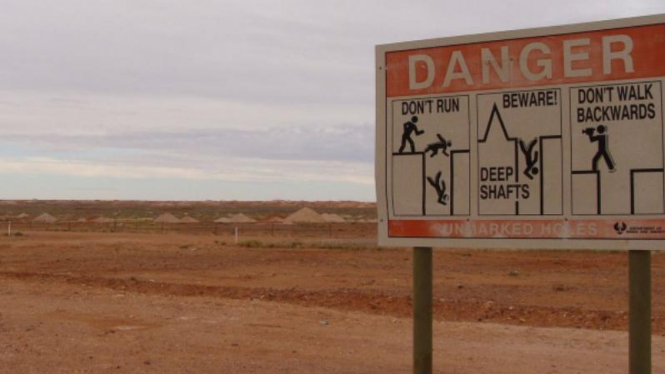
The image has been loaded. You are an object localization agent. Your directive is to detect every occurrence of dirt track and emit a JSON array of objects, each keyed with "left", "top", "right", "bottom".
[{"left": 1, "top": 231, "right": 664, "bottom": 372}]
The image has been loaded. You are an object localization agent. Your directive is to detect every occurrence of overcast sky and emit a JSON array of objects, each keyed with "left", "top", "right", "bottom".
[{"left": 0, "top": 0, "right": 664, "bottom": 201}]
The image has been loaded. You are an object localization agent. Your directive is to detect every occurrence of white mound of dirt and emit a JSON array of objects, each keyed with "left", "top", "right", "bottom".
[
  {"left": 284, "top": 207, "right": 326, "bottom": 224},
  {"left": 154, "top": 213, "right": 180, "bottom": 223},
  {"left": 321, "top": 213, "right": 345, "bottom": 223},
  {"left": 263, "top": 216, "right": 285, "bottom": 223},
  {"left": 93, "top": 217, "right": 115, "bottom": 223},
  {"left": 33, "top": 213, "right": 57, "bottom": 223},
  {"left": 229, "top": 213, "right": 256, "bottom": 223}
]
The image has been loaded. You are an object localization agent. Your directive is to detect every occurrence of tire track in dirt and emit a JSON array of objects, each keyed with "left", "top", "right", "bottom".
[{"left": 0, "top": 270, "right": 654, "bottom": 334}]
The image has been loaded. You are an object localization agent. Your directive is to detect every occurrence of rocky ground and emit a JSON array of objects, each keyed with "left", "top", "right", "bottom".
[{"left": 1, "top": 231, "right": 664, "bottom": 373}]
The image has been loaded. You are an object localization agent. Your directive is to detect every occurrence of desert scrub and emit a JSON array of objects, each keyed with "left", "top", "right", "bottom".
[
  {"left": 284, "top": 240, "right": 303, "bottom": 248},
  {"left": 238, "top": 239, "right": 264, "bottom": 248},
  {"left": 237, "top": 240, "right": 302, "bottom": 249},
  {"left": 235, "top": 239, "right": 377, "bottom": 251}
]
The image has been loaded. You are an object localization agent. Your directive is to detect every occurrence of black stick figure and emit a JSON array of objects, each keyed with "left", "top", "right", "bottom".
[
  {"left": 398, "top": 116, "right": 424, "bottom": 153},
  {"left": 518, "top": 138, "right": 539, "bottom": 180},
  {"left": 424, "top": 134, "right": 452, "bottom": 158},
  {"left": 427, "top": 171, "right": 449, "bottom": 206},
  {"left": 583, "top": 124, "right": 615, "bottom": 172}
]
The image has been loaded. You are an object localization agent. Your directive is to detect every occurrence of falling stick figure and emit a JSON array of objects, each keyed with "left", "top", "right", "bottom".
[
  {"left": 583, "top": 124, "right": 615, "bottom": 172},
  {"left": 398, "top": 116, "right": 424, "bottom": 153},
  {"left": 518, "top": 138, "right": 539, "bottom": 180},
  {"left": 427, "top": 171, "right": 449, "bottom": 206},
  {"left": 424, "top": 134, "right": 452, "bottom": 158}
]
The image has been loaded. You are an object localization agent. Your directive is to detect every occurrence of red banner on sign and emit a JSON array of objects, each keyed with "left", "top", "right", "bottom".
[
  {"left": 388, "top": 219, "right": 665, "bottom": 240},
  {"left": 386, "top": 25, "right": 665, "bottom": 97}
]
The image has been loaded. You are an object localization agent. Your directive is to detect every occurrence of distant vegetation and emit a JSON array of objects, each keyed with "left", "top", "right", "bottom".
[{"left": 237, "top": 239, "right": 376, "bottom": 251}]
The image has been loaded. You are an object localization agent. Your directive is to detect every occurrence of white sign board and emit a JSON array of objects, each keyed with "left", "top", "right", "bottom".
[{"left": 376, "top": 15, "right": 665, "bottom": 250}]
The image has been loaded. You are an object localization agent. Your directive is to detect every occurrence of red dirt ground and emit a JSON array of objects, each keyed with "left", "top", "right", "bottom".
[{"left": 1, "top": 231, "right": 664, "bottom": 373}]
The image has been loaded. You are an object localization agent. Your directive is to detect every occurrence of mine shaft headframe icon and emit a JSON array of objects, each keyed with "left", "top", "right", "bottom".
[
  {"left": 480, "top": 104, "right": 544, "bottom": 182},
  {"left": 478, "top": 103, "right": 563, "bottom": 216}
]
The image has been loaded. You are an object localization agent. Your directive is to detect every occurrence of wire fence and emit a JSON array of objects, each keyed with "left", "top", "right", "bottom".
[{"left": 3, "top": 220, "right": 377, "bottom": 239}]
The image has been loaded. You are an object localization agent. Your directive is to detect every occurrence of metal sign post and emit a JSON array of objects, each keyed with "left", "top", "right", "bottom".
[
  {"left": 630, "top": 250, "right": 651, "bottom": 374},
  {"left": 413, "top": 247, "right": 433, "bottom": 374}
]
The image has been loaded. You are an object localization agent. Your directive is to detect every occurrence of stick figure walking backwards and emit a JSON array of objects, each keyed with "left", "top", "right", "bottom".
[
  {"left": 518, "top": 138, "right": 539, "bottom": 180},
  {"left": 398, "top": 116, "right": 424, "bottom": 153},
  {"left": 583, "top": 124, "right": 615, "bottom": 172},
  {"left": 424, "top": 134, "right": 452, "bottom": 158},
  {"left": 427, "top": 171, "right": 449, "bottom": 206}
]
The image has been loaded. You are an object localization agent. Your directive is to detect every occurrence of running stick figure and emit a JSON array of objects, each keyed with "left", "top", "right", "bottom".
[
  {"left": 583, "top": 124, "right": 615, "bottom": 172},
  {"left": 518, "top": 138, "right": 539, "bottom": 180},
  {"left": 398, "top": 116, "right": 424, "bottom": 153},
  {"left": 427, "top": 171, "right": 449, "bottom": 206},
  {"left": 424, "top": 134, "right": 452, "bottom": 158}
]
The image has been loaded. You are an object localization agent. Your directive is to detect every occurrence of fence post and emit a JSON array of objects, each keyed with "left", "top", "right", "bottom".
[
  {"left": 630, "top": 250, "right": 651, "bottom": 374},
  {"left": 413, "top": 247, "right": 433, "bottom": 374}
]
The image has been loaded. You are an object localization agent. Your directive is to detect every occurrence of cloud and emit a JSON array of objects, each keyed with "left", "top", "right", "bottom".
[
  {"left": 0, "top": 91, "right": 369, "bottom": 133},
  {"left": 0, "top": 156, "right": 374, "bottom": 185},
  {"left": 3, "top": 124, "right": 374, "bottom": 162},
  {"left": 0, "top": 0, "right": 663, "bottom": 200},
  {"left": 3, "top": 0, "right": 654, "bottom": 105}
]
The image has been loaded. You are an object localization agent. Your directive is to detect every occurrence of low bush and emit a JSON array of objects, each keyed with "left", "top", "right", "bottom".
[{"left": 238, "top": 239, "right": 264, "bottom": 248}]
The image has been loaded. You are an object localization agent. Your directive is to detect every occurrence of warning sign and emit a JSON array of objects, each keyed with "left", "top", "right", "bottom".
[
  {"left": 477, "top": 89, "right": 562, "bottom": 216},
  {"left": 570, "top": 81, "right": 664, "bottom": 216},
  {"left": 390, "top": 95, "right": 470, "bottom": 217},
  {"left": 376, "top": 15, "right": 665, "bottom": 250}
]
